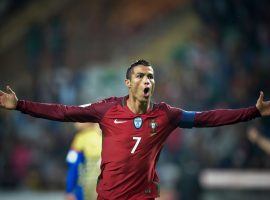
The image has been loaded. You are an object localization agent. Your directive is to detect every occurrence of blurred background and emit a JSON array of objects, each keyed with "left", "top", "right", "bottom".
[{"left": 0, "top": 0, "right": 270, "bottom": 199}]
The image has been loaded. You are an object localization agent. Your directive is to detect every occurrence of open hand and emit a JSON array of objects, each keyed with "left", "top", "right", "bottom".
[
  {"left": 0, "top": 85, "right": 18, "bottom": 110},
  {"left": 256, "top": 91, "right": 270, "bottom": 117}
]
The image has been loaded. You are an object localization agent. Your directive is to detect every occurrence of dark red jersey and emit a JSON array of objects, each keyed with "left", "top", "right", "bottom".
[{"left": 16, "top": 96, "right": 261, "bottom": 199}]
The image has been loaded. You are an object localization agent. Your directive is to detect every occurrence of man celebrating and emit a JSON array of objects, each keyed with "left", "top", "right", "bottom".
[{"left": 0, "top": 60, "right": 270, "bottom": 200}]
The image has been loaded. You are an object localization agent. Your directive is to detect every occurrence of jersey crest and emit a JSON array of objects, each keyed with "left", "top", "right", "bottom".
[
  {"left": 149, "top": 119, "right": 158, "bottom": 136},
  {"left": 133, "top": 117, "right": 143, "bottom": 129}
]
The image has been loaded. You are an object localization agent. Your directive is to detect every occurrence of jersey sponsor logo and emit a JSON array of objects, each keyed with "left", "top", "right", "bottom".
[
  {"left": 149, "top": 119, "right": 158, "bottom": 136},
  {"left": 114, "top": 119, "right": 127, "bottom": 124},
  {"left": 133, "top": 117, "right": 143, "bottom": 129}
]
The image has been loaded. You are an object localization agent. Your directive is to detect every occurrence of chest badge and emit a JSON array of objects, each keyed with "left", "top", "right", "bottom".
[
  {"left": 149, "top": 119, "right": 158, "bottom": 136},
  {"left": 134, "top": 117, "right": 143, "bottom": 129}
]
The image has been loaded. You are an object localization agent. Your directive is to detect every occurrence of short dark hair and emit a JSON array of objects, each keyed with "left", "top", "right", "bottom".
[{"left": 126, "top": 59, "right": 151, "bottom": 80}]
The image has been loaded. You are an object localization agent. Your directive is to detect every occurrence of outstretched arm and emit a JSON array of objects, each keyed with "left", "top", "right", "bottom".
[
  {"left": 179, "top": 92, "right": 268, "bottom": 128},
  {"left": 195, "top": 92, "right": 269, "bottom": 127},
  {"left": 0, "top": 86, "right": 101, "bottom": 122}
]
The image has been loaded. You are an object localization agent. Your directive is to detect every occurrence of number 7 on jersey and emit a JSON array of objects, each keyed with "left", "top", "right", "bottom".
[{"left": 131, "top": 137, "right": 141, "bottom": 154}]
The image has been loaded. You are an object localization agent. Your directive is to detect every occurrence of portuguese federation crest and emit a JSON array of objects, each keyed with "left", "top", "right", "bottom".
[
  {"left": 133, "top": 117, "right": 143, "bottom": 129},
  {"left": 149, "top": 119, "right": 158, "bottom": 136}
]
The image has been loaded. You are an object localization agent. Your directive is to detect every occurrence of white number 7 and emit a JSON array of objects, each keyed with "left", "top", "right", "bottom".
[{"left": 131, "top": 137, "right": 141, "bottom": 154}]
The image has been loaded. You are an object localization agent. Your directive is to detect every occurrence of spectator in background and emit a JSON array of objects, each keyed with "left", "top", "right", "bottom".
[
  {"left": 248, "top": 127, "right": 270, "bottom": 155},
  {"left": 65, "top": 122, "right": 102, "bottom": 200}
]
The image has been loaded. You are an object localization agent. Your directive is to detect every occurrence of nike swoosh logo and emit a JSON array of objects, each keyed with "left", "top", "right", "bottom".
[{"left": 114, "top": 119, "right": 127, "bottom": 124}]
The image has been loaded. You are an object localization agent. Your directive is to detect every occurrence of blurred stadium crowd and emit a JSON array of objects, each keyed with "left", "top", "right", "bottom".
[{"left": 0, "top": 0, "right": 270, "bottom": 199}]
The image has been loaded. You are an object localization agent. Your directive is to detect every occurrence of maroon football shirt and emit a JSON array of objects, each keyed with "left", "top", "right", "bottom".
[{"left": 16, "top": 96, "right": 261, "bottom": 199}]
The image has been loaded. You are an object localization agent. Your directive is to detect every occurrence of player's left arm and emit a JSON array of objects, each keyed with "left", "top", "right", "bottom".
[{"left": 179, "top": 92, "right": 269, "bottom": 128}]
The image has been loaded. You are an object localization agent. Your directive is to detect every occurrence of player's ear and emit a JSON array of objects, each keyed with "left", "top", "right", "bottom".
[{"left": 125, "top": 79, "right": 131, "bottom": 88}]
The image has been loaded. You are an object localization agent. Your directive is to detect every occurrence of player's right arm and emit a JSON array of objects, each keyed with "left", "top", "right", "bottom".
[{"left": 0, "top": 86, "right": 101, "bottom": 122}]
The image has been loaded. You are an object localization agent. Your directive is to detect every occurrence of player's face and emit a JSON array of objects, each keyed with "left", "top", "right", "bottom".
[{"left": 125, "top": 65, "right": 155, "bottom": 102}]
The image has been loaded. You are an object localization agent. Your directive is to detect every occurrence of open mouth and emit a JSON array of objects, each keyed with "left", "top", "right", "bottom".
[{"left": 143, "top": 87, "right": 150, "bottom": 97}]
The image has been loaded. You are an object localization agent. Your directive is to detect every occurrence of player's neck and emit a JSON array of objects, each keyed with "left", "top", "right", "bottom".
[{"left": 126, "top": 96, "right": 150, "bottom": 114}]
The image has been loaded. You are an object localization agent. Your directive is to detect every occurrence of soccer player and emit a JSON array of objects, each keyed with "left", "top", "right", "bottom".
[
  {"left": 0, "top": 60, "right": 270, "bottom": 200},
  {"left": 66, "top": 122, "right": 102, "bottom": 200}
]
